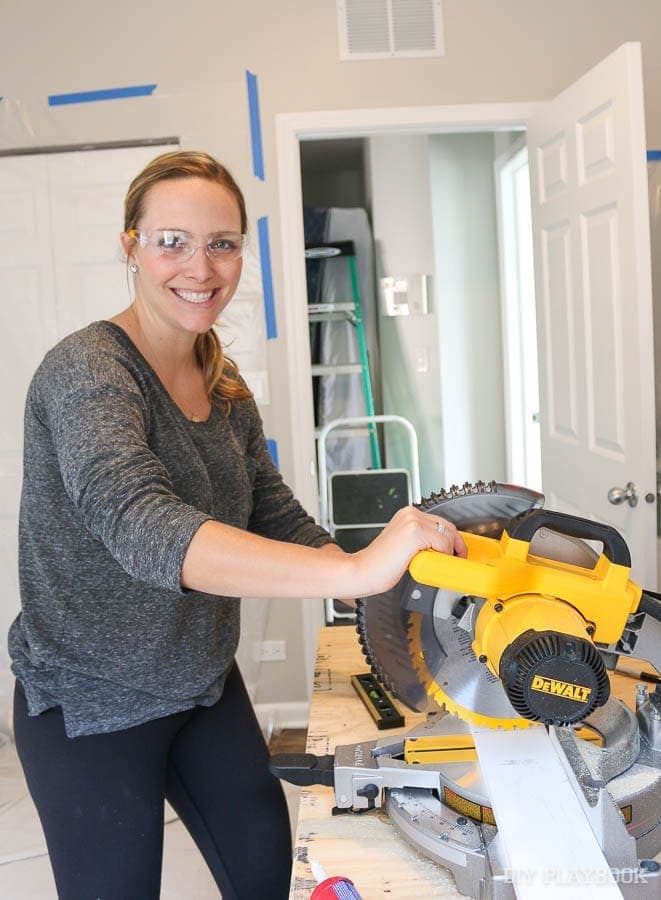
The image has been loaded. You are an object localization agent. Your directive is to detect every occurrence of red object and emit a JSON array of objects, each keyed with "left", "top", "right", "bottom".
[{"left": 310, "top": 875, "right": 363, "bottom": 899}]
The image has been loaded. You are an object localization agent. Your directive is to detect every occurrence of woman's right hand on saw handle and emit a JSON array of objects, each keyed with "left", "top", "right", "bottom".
[{"left": 181, "top": 506, "right": 467, "bottom": 601}]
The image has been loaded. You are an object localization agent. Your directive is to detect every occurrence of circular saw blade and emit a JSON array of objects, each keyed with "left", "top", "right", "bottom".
[
  {"left": 423, "top": 613, "right": 532, "bottom": 729},
  {"left": 356, "top": 482, "right": 601, "bottom": 728},
  {"left": 427, "top": 529, "right": 600, "bottom": 728},
  {"left": 356, "top": 481, "right": 544, "bottom": 714}
]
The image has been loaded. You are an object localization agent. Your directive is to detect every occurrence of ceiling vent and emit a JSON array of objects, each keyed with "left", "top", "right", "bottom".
[{"left": 337, "top": 0, "right": 445, "bottom": 60}]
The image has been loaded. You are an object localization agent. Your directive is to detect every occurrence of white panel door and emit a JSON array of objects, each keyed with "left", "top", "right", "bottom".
[
  {"left": 0, "top": 144, "right": 175, "bottom": 728},
  {"left": 527, "top": 43, "right": 656, "bottom": 586},
  {"left": 48, "top": 146, "right": 172, "bottom": 333},
  {"left": 0, "top": 155, "right": 61, "bottom": 721}
]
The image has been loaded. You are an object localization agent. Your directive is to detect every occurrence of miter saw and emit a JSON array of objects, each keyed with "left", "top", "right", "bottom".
[{"left": 271, "top": 482, "right": 661, "bottom": 898}]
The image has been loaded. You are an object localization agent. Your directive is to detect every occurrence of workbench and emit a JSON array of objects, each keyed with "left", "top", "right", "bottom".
[{"left": 288, "top": 625, "right": 656, "bottom": 900}]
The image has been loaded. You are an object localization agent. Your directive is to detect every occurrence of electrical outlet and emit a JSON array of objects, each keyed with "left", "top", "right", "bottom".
[{"left": 258, "top": 640, "right": 286, "bottom": 662}]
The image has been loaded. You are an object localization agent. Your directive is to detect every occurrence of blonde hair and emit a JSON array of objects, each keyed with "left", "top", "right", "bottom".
[{"left": 124, "top": 150, "right": 252, "bottom": 410}]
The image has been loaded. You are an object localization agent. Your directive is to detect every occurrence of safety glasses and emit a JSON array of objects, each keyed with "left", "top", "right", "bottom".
[{"left": 126, "top": 229, "right": 246, "bottom": 264}]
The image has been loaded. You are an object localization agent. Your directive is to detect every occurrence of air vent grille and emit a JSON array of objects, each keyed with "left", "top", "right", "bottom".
[{"left": 337, "top": 0, "right": 445, "bottom": 60}]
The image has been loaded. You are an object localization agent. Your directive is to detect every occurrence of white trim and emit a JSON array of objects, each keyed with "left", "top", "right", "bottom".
[
  {"left": 275, "top": 102, "right": 543, "bottom": 700},
  {"left": 254, "top": 700, "right": 310, "bottom": 734},
  {"left": 495, "top": 142, "right": 541, "bottom": 492},
  {"left": 277, "top": 103, "right": 540, "bottom": 140},
  {"left": 495, "top": 135, "right": 528, "bottom": 483}
]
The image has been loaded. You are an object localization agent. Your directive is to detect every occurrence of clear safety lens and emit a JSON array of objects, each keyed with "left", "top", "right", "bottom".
[{"left": 129, "top": 229, "right": 245, "bottom": 262}]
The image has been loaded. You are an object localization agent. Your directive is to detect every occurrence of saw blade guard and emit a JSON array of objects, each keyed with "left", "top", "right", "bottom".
[{"left": 355, "top": 482, "right": 545, "bottom": 712}]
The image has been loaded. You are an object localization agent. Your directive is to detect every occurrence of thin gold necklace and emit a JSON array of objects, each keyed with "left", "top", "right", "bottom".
[{"left": 129, "top": 307, "right": 209, "bottom": 423}]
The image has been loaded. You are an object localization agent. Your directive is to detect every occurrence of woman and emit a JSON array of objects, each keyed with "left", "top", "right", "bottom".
[{"left": 8, "top": 150, "right": 464, "bottom": 899}]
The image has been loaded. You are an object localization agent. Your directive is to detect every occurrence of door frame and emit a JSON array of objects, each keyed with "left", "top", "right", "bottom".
[
  {"left": 275, "top": 102, "right": 542, "bottom": 688},
  {"left": 494, "top": 136, "right": 542, "bottom": 489}
]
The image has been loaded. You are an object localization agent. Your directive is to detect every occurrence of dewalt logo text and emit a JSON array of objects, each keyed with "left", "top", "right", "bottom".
[{"left": 530, "top": 676, "right": 592, "bottom": 704}]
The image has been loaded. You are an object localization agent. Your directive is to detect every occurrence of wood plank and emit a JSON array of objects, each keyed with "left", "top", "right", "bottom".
[{"left": 472, "top": 726, "right": 622, "bottom": 898}]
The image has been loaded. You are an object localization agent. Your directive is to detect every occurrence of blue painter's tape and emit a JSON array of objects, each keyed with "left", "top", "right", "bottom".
[
  {"left": 267, "top": 439, "right": 279, "bottom": 469},
  {"left": 258, "top": 216, "right": 277, "bottom": 340},
  {"left": 648, "top": 150, "right": 661, "bottom": 161},
  {"left": 48, "top": 84, "right": 157, "bottom": 106},
  {"left": 246, "top": 71, "right": 265, "bottom": 181}
]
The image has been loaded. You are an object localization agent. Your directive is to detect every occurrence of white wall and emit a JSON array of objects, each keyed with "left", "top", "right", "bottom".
[
  {"left": 367, "top": 135, "right": 444, "bottom": 495},
  {"left": 366, "top": 132, "right": 508, "bottom": 495},
  {"left": 430, "top": 132, "right": 507, "bottom": 485},
  {"left": 3, "top": 2, "right": 661, "bottom": 710}
]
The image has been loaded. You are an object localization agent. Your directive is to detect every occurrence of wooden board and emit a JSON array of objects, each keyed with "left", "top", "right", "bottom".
[{"left": 288, "top": 626, "right": 656, "bottom": 899}]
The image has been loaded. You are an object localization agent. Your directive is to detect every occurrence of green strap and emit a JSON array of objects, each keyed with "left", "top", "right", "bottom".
[{"left": 348, "top": 255, "right": 381, "bottom": 469}]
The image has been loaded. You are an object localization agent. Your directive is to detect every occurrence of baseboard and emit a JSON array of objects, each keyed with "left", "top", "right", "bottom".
[{"left": 254, "top": 701, "right": 310, "bottom": 739}]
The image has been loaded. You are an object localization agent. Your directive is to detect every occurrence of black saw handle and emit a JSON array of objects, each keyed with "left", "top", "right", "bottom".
[
  {"left": 268, "top": 752, "right": 335, "bottom": 787},
  {"left": 509, "top": 509, "right": 631, "bottom": 568}
]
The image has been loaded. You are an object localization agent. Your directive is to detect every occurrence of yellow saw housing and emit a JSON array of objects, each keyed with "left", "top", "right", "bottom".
[
  {"left": 409, "top": 515, "right": 643, "bottom": 725},
  {"left": 474, "top": 592, "right": 601, "bottom": 679}
]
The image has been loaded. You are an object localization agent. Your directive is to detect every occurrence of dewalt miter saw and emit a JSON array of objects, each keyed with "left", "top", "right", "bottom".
[{"left": 271, "top": 483, "right": 661, "bottom": 898}]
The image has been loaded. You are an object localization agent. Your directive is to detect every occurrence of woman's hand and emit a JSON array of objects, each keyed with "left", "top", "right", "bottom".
[{"left": 350, "top": 506, "right": 467, "bottom": 597}]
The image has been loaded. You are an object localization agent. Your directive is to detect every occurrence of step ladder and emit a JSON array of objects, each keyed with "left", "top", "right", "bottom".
[
  {"left": 305, "top": 240, "right": 381, "bottom": 469},
  {"left": 317, "top": 415, "right": 421, "bottom": 624}
]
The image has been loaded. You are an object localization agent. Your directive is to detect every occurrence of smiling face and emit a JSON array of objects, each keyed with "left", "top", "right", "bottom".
[{"left": 123, "top": 176, "right": 244, "bottom": 338}]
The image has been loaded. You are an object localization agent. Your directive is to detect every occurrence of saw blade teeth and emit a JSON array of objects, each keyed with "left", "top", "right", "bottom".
[
  {"left": 415, "top": 480, "right": 500, "bottom": 511},
  {"left": 355, "top": 596, "right": 403, "bottom": 699},
  {"left": 359, "top": 482, "right": 546, "bottom": 714},
  {"left": 429, "top": 684, "right": 535, "bottom": 731}
]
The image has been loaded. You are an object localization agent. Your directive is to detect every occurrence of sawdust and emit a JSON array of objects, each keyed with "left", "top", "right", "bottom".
[
  {"left": 608, "top": 764, "right": 660, "bottom": 800},
  {"left": 294, "top": 812, "right": 467, "bottom": 899}
]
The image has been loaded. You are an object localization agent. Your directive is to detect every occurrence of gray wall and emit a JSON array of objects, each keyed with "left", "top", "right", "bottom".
[{"left": 3, "top": 2, "right": 661, "bottom": 709}]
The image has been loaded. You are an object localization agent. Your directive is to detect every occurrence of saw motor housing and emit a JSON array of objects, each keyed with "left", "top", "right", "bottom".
[
  {"left": 474, "top": 594, "right": 610, "bottom": 724},
  {"left": 410, "top": 508, "right": 642, "bottom": 727}
]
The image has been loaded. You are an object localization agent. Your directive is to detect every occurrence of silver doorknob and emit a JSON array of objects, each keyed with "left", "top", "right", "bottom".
[{"left": 607, "top": 482, "right": 638, "bottom": 508}]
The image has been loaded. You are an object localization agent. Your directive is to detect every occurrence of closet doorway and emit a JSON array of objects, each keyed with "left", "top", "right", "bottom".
[{"left": 298, "top": 130, "right": 540, "bottom": 498}]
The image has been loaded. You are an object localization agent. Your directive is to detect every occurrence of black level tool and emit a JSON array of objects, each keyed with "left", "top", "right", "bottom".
[{"left": 351, "top": 673, "right": 404, "bottom": 729}]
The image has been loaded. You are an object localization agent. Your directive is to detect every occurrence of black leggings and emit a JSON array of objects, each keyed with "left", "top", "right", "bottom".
[{"left": 13, "top": 664, "right": 292, "bottom": 899}]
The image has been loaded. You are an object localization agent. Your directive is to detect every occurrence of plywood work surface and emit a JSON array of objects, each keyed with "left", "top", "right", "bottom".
[
  {"left": 288, "top": 626, "right": 465, "bottom": 899},
  {"left": 288, "top": 625, "right": 654, "bottom": 900}
]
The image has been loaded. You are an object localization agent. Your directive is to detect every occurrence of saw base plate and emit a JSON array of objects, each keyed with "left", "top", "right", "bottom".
[{"left": 378, "top": 703, "right": 661, "bottom": 899}]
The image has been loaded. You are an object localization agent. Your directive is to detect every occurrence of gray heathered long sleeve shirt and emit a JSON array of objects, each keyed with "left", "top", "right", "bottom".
[{"left": 8, "top": 321, "right": 332, "bottom": 737}]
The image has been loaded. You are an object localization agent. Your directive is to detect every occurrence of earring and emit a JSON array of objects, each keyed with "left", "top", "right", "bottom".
[{"left": 129, "top": 263, "right": 138, "bottom": 274}]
